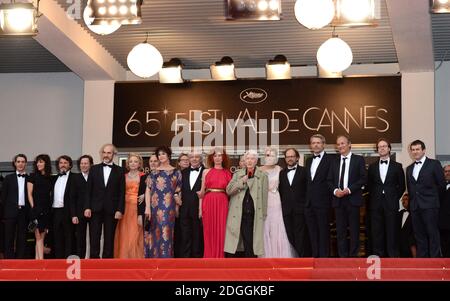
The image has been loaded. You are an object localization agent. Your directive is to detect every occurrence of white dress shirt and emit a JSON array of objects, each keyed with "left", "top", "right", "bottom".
[
  {"left": 16, "top": 172, "right": 26, "bottom": 206},
  {"left": 447, "top": 183, "right": 450, "bottom": 191},
  {"left": 287, "top": 165, "right": 297, "bottom": 186},
  {"left": 310, "top": 150, "right": 325, "bottom": 181},
  {"left": 82, "top": 172, "right": 88, "bottom": 182},
  {"left": 53, "top": 171, "right": 70, "bottom": 208},
  {"left": 412, "top": 156, "right": 426, "bottom": 181},
  {"left": 399, "top": 203, "right": 409, "bottom": 228},
  {"left": 334, "top": 152, "right": 352, "bottom": 195},
  {"left": 189, "top": 166, "right": 202, "bottom": 190},
  {"left": 379, "top": 158, "right": 390, "bottom": 184},
  {"left": 103, "top": 163, "right": 113, "bottom": 186}
]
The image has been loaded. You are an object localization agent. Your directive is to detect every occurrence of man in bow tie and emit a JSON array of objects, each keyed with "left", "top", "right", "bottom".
[
  {"left": 438, "top": 164, "right": 450, "bottom": 257},
  {"left": 278, "top": 148, "right": 309, "bottom": 257},
  {"left": 305, "top": 134, "right": 333, "bottom": 257},
  {"left": 1, "top": 154, "right": 29, "bottom": 258},
  {"left": 367, "top": 138, "right": 405, "bottom": 257},
  {"left": 327, "top": 135, "right": 366, "bottom": 257},
  {"left": 84, "top": 143, "right": 125, "bottom": 258},
  {"left": 51, "top": 155, "right": 75, "bottom": 258},
  {"left": 406, "top": 140, "right": 446, "bottom": 257}
]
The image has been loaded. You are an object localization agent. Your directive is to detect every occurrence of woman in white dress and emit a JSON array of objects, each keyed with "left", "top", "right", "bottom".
[{"left": 259, "top": 146, "right": 296, "bottom": 258}]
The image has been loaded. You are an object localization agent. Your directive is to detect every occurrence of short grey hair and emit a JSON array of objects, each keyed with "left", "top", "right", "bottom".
[
  {"left": 310, "top": 134, "right": 326, "bottom": 144},
  {"left": 244, "top": 149, "right": 258, "bottom": 159},
  {"left": 264, "top": 146, "right": 279, "bottom": 157}
]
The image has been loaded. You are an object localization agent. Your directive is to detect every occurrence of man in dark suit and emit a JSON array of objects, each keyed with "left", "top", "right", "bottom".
[
  {"left": 439, "top": 164, "right": 450, "bottom": 257},
  {"left": 51, "top": 155, "right": 75, "bottom": 259},
  {"left": 328, "top": 135, "right": 367, "bottom": 257},
  {"left": 279, "top": 148, "right": 309, "bottom": 257},
  {"left": 406, "top": 140, "right": 446, "bottom": 258},
  {"left": 305, "top": 134, "right": 333, "bottom": 257},
  {"left": 0, "top": 154, "right": 29, "bottom": 259},
  {"left": 399, "top": 193, "right": 416, "bottom": 257},
  {"left": 70, "top": 155, "right": 93, "bottom": 259},
  {"left": 367, "top": 138, "right": 405, "bottom": 257},
  {"left": 179, "top": 151, "right": 204, "bottom": 258},
  {"left": 84, "top": 144, "right": 125, "bottom": 259}
]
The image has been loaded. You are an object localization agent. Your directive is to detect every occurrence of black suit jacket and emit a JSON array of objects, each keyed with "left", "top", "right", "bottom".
[
  {"left": 70, "top": 173, "right": 88, "bottom": 219},
  {"left": 279, "top": 165, "right": 307, "bottom": 214},
  {"left": 0, "top": 173, "right": 29, "bottom": 219},
  {"left": 51, "top": 172, "right": 74, "bottom": 217},
  {"left": 367, "top": 160, "right": 405, "bottom": 211},
  {"left": 439, "top": 184, "right": 450, "bottom": 230},
  {"left": 180, "top": 166, "right": 204, "bottom": 218},
  {"left": 85, "top": 164, "right": 125, "bottom": 215},
  {"left": 327, "top": 153, "right": 367, "bottom": 208},
  {"left": 406, "top": 157, "right": 446, "bottom": 211},
  {"left": 305, "top": 153, "right": 334, "bottom": 209}
]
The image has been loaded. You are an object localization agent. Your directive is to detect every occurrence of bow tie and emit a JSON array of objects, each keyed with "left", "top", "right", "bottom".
[
  {"left": 102, "top": 163, "right": 113, "bottom": 168},
  {"left": 400, "top": 209, "right": 407, "bottom": 213},
  {"left": 17, "top": 174, "right": 26, "bottom": 178},
  {"left": 415, "top": 161, "right": 422, "bottom": 165},
  {"left": 313, "top": 154, "right": 321, "bottom": 159},
  {"left": 58, "top": 171, "right": 67, "bottom": 177},
  {"left": 380, "top": 160, "right": 388, "bottom": 165},
  {"left": 190, "top": 167, "right": 200, "bottom": 172},
  {"left": 288, "top": 167, "right": 297, "bottom": 172}
]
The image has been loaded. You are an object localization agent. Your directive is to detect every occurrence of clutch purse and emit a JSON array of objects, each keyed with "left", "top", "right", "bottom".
[{"left": 28, "top": 219, "right": 38, "bottom": 233}]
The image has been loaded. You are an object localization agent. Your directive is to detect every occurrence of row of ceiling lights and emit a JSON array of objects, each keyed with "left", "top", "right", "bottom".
[{"left": 1, "top": 1, "right": 449, "bottom": 79}]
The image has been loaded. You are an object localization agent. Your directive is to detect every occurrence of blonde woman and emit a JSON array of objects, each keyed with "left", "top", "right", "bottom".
[{"left": 114, "top": 153, "right": 145, "bottom": 258}]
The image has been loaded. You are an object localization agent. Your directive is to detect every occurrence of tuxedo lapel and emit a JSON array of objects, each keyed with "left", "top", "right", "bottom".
[
  {"left": 375, "top": 160, "right": 383, "bottom": 184},
  {"left": 191, "top": 167, "right": 204, "bottom": 191},
  {"left": 416, "top": 158, "right": 430, "bottom": 181},
  {"left": 313, "top": 154, "right": 327, "bottom": 182},
  {"left": 100, "top": 165, "right": 106, "bottom": 188}
]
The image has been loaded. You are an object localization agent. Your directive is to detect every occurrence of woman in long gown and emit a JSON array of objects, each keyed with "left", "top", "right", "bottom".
[
  {"left": 197, "top": 147, "right": 232, "bottom": 258},
  {"left": 114, "top": 153, "right": 145, "bottom": 258},
  {"left": 27, "top": 154, "right": 52, "bottom": 260},
  {"left": 144, "top": 146, "right": 182, "bottom": 258},
  {"left": 260, "top": 147, "right": 296, "bottom": 258}
]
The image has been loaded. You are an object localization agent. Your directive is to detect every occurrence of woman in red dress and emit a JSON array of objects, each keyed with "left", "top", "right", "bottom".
[{"left": 197, "top": 147, "right": 232, "bottom": 258}]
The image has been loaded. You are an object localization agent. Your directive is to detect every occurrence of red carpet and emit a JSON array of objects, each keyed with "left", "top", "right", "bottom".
[{"left": 0, "top": 258, "right": 449, "bottom": 281}]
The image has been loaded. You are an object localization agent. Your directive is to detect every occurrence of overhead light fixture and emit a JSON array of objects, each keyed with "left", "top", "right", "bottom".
[
  {"left": 89, "top": 0, "right": 142, "bottom": 25},
  {"left": 0, "top": 0, "right": 39, "bottom": 36},
  {"left": 431, "top": 0, "right": 450, "bottom": 13},
  {"left": 317, "top": 33, "right": 353, "bottom": 73},
  {"left": 127, "top": 33, "right": 163, "bottom": 78},
  {"left": 159, "top": 58, "right": 184, "bottom": 84},
  {"left": 226, "top": 0, "right": 282, "bottom": 20},
  {"left": 266, "top": 55, "right": 291, "bottom": 80},
  {"left": 317, "top": 64, "right": 343, "bottom": 78},
  {"left": 332, "top": 0, "right": 379, "bottom": 27},
  {"left": 294, "top": 0, "right": 335, "bottom": 29},
  {"left": 83, "top": 1, "right": 121, "bottom": 35},
  {"left": 210, "top": 56, "right": 236, "bottom": 80}
]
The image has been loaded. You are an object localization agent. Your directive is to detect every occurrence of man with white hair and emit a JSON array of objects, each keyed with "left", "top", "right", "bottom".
[{"left": 225, "top": 150, "right": 268, "bottom": 257}]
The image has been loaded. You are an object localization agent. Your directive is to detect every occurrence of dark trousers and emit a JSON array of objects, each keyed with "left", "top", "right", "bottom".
[
  {"left": 440, "top": 229, "right": 450, "bottom": 258},
  {"left": 3, "top": 208, "right": 27, "bottom": 259},
  {"left": 240, "top": 212, "right": 256, "bottom": 257},
  {"left": 412, "top": 208, "right": 441, "bottom": 258},
  {"left": 305, "top": 207, "right": 330, "bottom": 257},
  {"left": 370, "top": 200, "right": 399, "bottom": 257},
  {"left": 173, "top": 217, "right": 182, "bottom": 258},
  {"left": 52, "top": 208, "right": 74, "bottom": 259},
  {"left": 335, "top": 202, "right": 360, "bottom": 257},
  {"left": 90, "top": 212, "right": 117, "bottom": 258},
  {"left": 75, "top": 217, "right": 88, "bottom": 258},
  {"left": 283, "top": 210, "right": 309, "bottom": 257},
  {"left": 179, "top": 214, "right": 204, "bottom": 258}
]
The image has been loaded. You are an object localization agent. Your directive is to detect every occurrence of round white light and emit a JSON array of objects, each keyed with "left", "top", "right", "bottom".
[
  {"left": 127, "top": 42, "right": 164, "bottom": 78},
  {"left": 98, "top": 6, "right": 106, "bottom": 15},
  {"left": 130, "top": 5, "right": 137, "bottom": 15},
  {"left": 83, "top": 6, "right": 121, "bottom": 35},
  {"left": 258, "top": 0, "right": 268, "bottom": 11},
  {"left": 108, "top": 5, "right": 118, "bottom": 15},
  {"left": 339, "top": 0, "right": 372, "bottom": 22},
  {"left": 294, "top": 0, "right": 335, "bottom": 30},
  {"left": 119, "top": 5, "right": 128, "bottom": 15},
  {"left": 269, "top": 0, "right": 279, "bottom": 11},
  {"left": 1, "top": 8, "right": 33, "bottom": 32},
  {"left": 317, "top": 37, "right": 353, "bottom": 73}
]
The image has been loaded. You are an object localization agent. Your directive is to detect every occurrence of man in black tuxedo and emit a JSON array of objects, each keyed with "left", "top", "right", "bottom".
[
  {"left": 327, "top": 135, "right": 367, "bottom": 257},
  {"left": 70, "top": 155, "right": 93, "bottom": 259},
  {"left": 399, "top": 193, "right": 416, "bottom": 257},
  {"left": 179, "top": 151, "right": 204, "bottom": 258},
  {"left": 439, "top": 165, "right": 450, "bottom": 257},
  {"left": 1, "top": 154, "right": 29, "bottom": 259},
  {"left": 406, "top": 140, "right": 446, "bottom": 258},
  {"left": 84, "top": 144, "right": 125, "bottom": 258},
  {"left": 367, "top": 138, "right": 405, "bottom": 257},
  {"left": 279, "top": 148, "right": 309, "bottom": 257},
  {"left": 51, "top": 155, "right": 75, "bottom": 259},
  {"left": 305, "top": 134, "right": 333, "bottom": 258}
]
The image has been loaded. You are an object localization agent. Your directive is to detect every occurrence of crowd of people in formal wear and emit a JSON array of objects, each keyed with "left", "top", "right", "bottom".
[{"left": 0, "top": 135, "right": 449, "bottom": 260}]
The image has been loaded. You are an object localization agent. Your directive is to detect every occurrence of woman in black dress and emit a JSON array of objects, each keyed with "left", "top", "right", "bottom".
[{"left": 27, "top": 154, "right": 52, "bottom": 260}]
